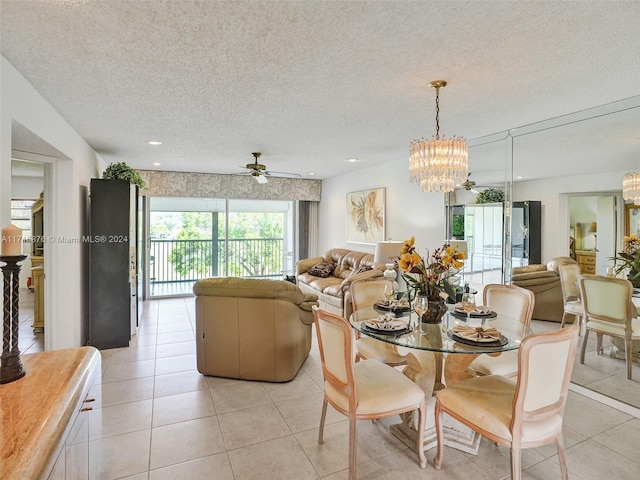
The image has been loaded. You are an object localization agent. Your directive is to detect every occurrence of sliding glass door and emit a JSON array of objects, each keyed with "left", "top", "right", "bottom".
[{"left": 148, "top": 197, "right": 294, "bottom": 297}]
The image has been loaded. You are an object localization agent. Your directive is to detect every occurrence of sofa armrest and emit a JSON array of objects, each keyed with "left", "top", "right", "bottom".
[
  {"left": 298, "top": 293, "right": 319, "bottom": 312},
  {"left": 296, "top": 256, "right": 324, "bottom": 275},
  {"left": 340, "top": 269, "right": 383, "bottom": 290}
]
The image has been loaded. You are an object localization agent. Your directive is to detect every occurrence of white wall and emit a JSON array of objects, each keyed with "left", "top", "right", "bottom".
[
  {"left": 318, "top": 158, "right": 448, "bottom": 257},
  {"left": 1, "top": 55, "right": 102, "bottom": 350}
]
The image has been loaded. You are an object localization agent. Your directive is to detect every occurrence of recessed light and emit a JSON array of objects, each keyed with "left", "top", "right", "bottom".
[
  {"left": 515, "top": 175, "right": 524, "bottom": 180},
  {"left": 348, "top": 158, "right": 359, "bottom": 163},
  {"left": 146, "top": 140, "right": 162, "bottom": 146},
  {"left": 307, "top": 172, "right": 315, "bottom": 176},
  {"left": 152, "top": 162, "right": 162, "bottom": 166}
]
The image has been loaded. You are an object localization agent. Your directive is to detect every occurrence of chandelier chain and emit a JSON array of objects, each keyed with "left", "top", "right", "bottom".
[{"left": 434, "top": 86, "right": 440, "bottom": 140}]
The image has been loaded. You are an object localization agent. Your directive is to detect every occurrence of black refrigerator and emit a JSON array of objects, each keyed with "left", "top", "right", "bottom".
[{"left": 88, "top": 178, "right": 137, "bottom": 349}]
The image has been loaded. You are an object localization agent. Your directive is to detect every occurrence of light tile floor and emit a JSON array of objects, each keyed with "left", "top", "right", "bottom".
[{"left": 17, "top": 293, "right": 640, "bottom": 479}]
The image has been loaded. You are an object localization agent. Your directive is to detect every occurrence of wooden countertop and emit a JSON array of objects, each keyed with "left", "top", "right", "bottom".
[{"left": 0, "top": 346, "right": 101, "bottom": 479}]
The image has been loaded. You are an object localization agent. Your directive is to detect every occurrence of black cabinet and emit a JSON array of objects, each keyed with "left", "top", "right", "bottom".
[
  {"left": 89, "top": 179, "right": 137, "bottom": 349},
  {"left": 512, "top": 201, "right": 541, "bottom": 265}
]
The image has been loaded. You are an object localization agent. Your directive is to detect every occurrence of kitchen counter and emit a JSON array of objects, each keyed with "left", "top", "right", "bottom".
[{"left": 0, "top": 347, "right": 101, "bottom": 479}]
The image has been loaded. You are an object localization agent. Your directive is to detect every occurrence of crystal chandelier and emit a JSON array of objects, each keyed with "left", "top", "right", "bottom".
[
  {"left": 623, "top": 172, "right": 640, "bottom": 205},
  {"left": 409, "top": 80, "right": 468, "bottom": 193}
]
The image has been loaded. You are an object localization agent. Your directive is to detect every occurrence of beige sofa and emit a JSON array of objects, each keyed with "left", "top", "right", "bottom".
[
  {"left": 193, "top": 277, "right": 318, "bottom": 382},
  {"left": 296, "top": 248, "right": 385, "bottom": 318},
  {"left": 511, "top": 256, "right": 578, "bottom": 322}
]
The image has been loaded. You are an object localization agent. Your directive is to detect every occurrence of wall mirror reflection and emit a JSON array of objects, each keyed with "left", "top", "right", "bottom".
[{"left": 461, "top": 96, "right": 640, "bottom": 408}]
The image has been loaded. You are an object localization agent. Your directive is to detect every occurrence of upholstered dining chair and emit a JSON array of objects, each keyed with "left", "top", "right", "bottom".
[
  {"left": 579, "top": 275, "right": 639, "bottom": 380},
  {"left": 312, "top": 307, "right": 427, "bottom": 479},
  {"left": 558, "top": 261, "right": 584, "bottom": 333},
  {"left": 434, "top": 325, "right": 580, "bottom": 480},
  {"left": 468, "top": 283, "right": 535, "bottom": 378},
  {"left": 350, "top": 278, "right": 407, "bottom": 366}
]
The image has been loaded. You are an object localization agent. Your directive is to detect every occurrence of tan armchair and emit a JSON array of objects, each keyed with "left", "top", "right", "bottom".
[
  {"left": 511, "top": 256, "right": 577, "bottom": 322},
  {"left": 193, "top": 277, "right": 318, "bottom": 382}
]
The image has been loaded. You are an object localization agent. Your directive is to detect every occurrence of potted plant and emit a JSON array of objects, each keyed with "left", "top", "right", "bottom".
[
  {"left": 612, "top": 233, "right": 640, "bottom": 288},
  {"left": 102, "top": 162, "right": 146, "bottom": 189},
  {"left": 475, "top": 188, "right": 504, "bottom": 204}
]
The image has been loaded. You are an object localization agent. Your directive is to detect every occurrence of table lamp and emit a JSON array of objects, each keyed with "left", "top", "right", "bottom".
[{"left": 374, "top": 240, "right": 404, "bottom": 286}]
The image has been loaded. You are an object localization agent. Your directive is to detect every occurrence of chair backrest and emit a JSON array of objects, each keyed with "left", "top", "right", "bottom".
[
  {"left": 511, "top": 325, "right": 580, "bottom": 443},
  {"left": 558, "top": 262, "right": 582, "bottom": 303},
  {"left": 579, "top": 275, "right": 633, "bottom": 327},
  {"left": 313, "top": 307, "right": 357, "bottom": 412},
  {"left": 483, "top": 284, "right": 535, "bottom": 326},
  {"left": 350, "top": 278, "right": 395, "bottom": 312}
]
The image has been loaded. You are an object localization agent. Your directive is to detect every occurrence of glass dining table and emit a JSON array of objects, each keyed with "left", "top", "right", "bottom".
[{"left": 349, "top": 304, "right": 530, "bottom": 455}]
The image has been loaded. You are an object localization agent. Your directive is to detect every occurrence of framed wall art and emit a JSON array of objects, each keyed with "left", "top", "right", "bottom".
[
  {"left": 346, "top": 187, "right": 385, "bottom": 245},
  {"left": 625, "top": 203, "right": 640, "bottom": 237}
]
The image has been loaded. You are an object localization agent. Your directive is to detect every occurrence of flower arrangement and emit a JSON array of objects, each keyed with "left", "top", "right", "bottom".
[
  {"left": 613, "top": 233, "right": 640, "bottom": 286},
  {"left": 398, "top": 236, "right": 465, "bottom": 301}
]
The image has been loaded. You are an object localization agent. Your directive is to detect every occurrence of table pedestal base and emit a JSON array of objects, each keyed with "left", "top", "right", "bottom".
[
  {"left": 390, "top": 347, "right": 482, "bottom": 455},
  {"left": 390, "top": 396, "right": 481, "bottom": 455}
]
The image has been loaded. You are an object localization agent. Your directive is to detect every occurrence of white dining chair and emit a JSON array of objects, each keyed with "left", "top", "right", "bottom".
[
  {"left": 468, "top": 283, "right": 535, "bottom": 378},
  {"left": 558, "top": 261, "right": 584, "bottom": 333},
  {"left": 579, "top": 275, "right": 639, "bottom": 380},
  {"left": 435, "top": 325, "right": 580, "bottom": 480},
  {"left": 350, "top": 278, "right": 407, "bottom": 366},
  {"left": 312, "top": 307, "right": 427, "bottom": 480}
]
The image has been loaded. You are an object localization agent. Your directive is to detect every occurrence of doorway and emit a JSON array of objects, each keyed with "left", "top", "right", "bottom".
[{"left": 568, "top": 193, "right": 622, "bottom": 275}]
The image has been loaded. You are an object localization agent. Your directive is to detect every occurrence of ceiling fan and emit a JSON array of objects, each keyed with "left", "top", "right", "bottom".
[
  {"left": 456, "top": 173, "right": 480, "bottom": 194},
  {"left": 240, "top": 152, "right": 302, "bottom": 184}
]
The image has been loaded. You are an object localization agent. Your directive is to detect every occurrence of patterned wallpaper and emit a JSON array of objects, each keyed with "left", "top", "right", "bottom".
[{"left": 137, "top": 170, "right": 322, "bottom": 201}]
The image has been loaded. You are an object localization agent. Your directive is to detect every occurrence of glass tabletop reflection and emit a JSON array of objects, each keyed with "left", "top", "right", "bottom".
[{"left": 349, "top": 305, "right": 530, "bottom": 355}]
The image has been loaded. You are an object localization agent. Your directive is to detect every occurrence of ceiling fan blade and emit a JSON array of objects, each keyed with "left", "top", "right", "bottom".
[{"left": 265, "top": 170, "right": 302, "bottom": 179}]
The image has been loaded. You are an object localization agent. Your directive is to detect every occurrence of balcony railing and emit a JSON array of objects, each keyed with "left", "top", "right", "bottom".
[{"left": 149, "top": 238, "right": 284, "bottom": 295}]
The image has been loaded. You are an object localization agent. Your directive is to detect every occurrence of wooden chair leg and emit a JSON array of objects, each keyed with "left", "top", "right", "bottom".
[
  {"left": 556, "top": 432, "right": 569, "bottom": 480},
  {"left": 433, "top": 400, "right": 444, "bottom": 469},
  {"left": 510, "top": 447, "right": 522, "bottom": 480},
  {"left": 577, "top": 314, "right": 583, "bottom": 336},
  {"left": 560, "top": 311, "right": 568, "bottom": 329},
  {"left": 416, "top": 400, "right": 427, "bottom": 468},
  {"left": 596, "top": 333, "right": 603, "bottom": 355},
  {"left": 348, "top": 417, "right": 357, "bottom": 480},
  {"left": 580, "top": 329, "right": 589, "bottom": 364},
  {"left": 626, "top": 338, "right": 633, "bottom": 380},
  {"left": 318, "top": 398, "right": 328, "bottom": 444}
]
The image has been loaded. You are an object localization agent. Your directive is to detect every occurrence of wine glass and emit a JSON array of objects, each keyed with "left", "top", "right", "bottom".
[
  {"left": 384, "top": 283, "right": 395, "bottom": 305},
  {"left": 461, "top": 292, "right": 476, "bottom": 324},
  {"left": 413, "top": 293, "right": 429, "bottom": 333}
]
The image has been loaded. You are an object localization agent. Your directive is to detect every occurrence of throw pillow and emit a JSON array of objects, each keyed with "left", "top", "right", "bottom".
[{"left": 308, "top": 262, "right": 335, "bottom": 278}]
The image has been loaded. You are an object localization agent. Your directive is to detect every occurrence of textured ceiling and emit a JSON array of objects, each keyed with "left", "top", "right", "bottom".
[{"left": 2, "top": 0, "right": 639, "bottom": 184}]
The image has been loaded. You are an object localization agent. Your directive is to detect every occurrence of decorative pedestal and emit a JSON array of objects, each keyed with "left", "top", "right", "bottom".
[
  {"left": 390, "top": 345, "right": 482, "bottom": 456},
  {"left": 1, "top": 255, "right": 27, "bottom": 384}
]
